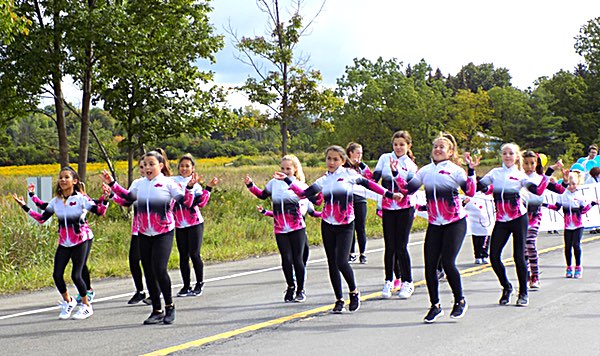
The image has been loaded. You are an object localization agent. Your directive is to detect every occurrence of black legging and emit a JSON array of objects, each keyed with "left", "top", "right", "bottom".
[
  {"left": 350, "top": 199, "right": 367, "bottom": 255},
  {"left": 424, "top": 218, "right": 466, "bottom": 305},
  {"left": 176, "top": 223, "right": 205, "bottom": 288},
  {"left": 489, "top": 214, "right": 528, "bottom": 293},
  {"left": 321, "top": 221, "right": 356, "bottom": 300},
  {"left": 276, "top": 228, "right": 307, "bottom": 291},
  {"left": 129, "top": 234, "right": 144, "bottom": 292},
  {"left": 53, "top": 240, "right": 90, "bottom": 297},
  {"left": 564, "top": 228, "right": 583, "bottom": 266},
  {"left": 472, "top": 235, "right": 489, "bottom": 258},
  {"left": 139, "top": 231, "right": 174, "bottom": 311},
  {"left": 382, "top": 208, "right": 415, "bottom": 282},
  {"left": 82, "top": 238, "right": 93, "bottom": 291}
]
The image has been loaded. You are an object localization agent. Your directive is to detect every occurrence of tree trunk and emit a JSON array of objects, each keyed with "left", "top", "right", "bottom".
[
  {"left": 280, "top": 120, "right": 288, "bottom": 156},
  {"left": 52, "top": 7, "right": 68, "bottom": 168},
  {"left": 78, "top": 43, "right": 93, "bottom": 181}
]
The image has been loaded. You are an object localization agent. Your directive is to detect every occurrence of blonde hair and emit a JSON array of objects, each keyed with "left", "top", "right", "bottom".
[
  {"left": 281, "top": 154, "right": 305, "bottom": 182},
  {"left": 433, "top": 132, "right": 462, "bottom": 165},
  {"left": 568, "top": 170, "right": 584, "bottom": 186},
  {"left": 500, "top": 143, "right": 523, "bottom": 171}
]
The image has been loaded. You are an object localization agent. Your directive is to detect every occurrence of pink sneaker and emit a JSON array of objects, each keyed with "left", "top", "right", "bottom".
[
  {"left": 566, "top": 266, "right": 573, "bottom": 278},
  {"left": 393, "top": 279, "right": 401, "bottom": 289},
  {"left": 574, "top": 266, "right": 582, "bottom": 279}
]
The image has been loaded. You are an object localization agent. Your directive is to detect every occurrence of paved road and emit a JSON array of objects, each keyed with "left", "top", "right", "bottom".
[{"left": 1, "top": 231, "right": 600, "bottom": 355}]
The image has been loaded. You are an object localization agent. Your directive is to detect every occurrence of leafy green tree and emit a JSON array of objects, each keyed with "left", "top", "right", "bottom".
[
  {"left": 95, "top": 0, "right": 230, "bottom": 185},
  {"left": 0, "top": 0, "right": 31, "bottom": 44},
  {"left": 447, "top": 62, "right": 512, "bottom": 93},
  {"left": 231, "top": 0, "right": 342, "bottom": 156},
  {"left": 446, "top": 89, "right": 493, "bottom": 151},
  {"left": 333, "top": 57, "right": 449, "bottom": 164}
]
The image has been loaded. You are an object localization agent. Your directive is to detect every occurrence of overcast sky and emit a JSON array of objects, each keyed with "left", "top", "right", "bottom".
[
  {"left": 204, "top": 0, "right": 600, "bottom": 91},
  {"left": 58, "top": 0, "right": 600, "bottom": 108}
]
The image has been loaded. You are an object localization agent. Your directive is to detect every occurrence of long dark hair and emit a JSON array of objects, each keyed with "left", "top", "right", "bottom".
[
  {"left": 523, "top": 150, "right": 543, "bottom": 175},
  {"left": 54, "top": 166, "right": 84, "bottom": 198},
  {"left": 392, "top": 130, "right": 415, "bottom": 162},
  {"left": 145, "top": 148, "right": 171, "bottom": 176}
]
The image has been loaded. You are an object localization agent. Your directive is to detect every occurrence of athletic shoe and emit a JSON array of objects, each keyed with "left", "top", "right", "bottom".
[
  {"left": 143, "top": 310, "right": 165, "bottom": 325},
  {"left": 566, "top": 266, "right": 574, "bottom": 278},
  {"left": 423, "top": 304, "right": 444, "bottom": 323},
  {"left": 382, "top": 281, "right": 393, "bottom": 299},
  {"left": 58, "top": 297, "right": 77, "bottom": 320},
  {"left": 294, "top": 290, "right": 306, "bottom": 303},
  {"left": 450, "top": 298, "right": 468, "bottom": 319},
  {"left": 72, "top": 303, "right": 93, "bottom": 320},
  {"left": 393, "top": 279, "right": 401, "bottom": 289},
  {"left": 481, "top": 257, "right": 489, "bottom": 264},
  {"left": 163, "top": 305, "right": 175, "bottom": 324},
  {"left": 398, "top": 281, "right": 414, "bottom": 299},
  {"left": 348, "top": 254, "right": 357, "bottom": 263},
  {"left": 529, "top": 275, "right": 540, "bottom": 289},
  {"left": 359, "top": 254, "right": 367, "bottom": 264},
  {"left": 516, "top": 293, "right": 529, "bottom": 306},
  {"left": 499, "top": 284, "right": 513, "bottom": 305},
  {"left": 142, "top": 297, "right": 152, "bottom": 305},
  {"left": 349, "top": 291, "right": 360, "bottom": 312},
  {"left": 192, "top": 282, "right": 204, "bottom": 296},
  {"left": 284, "top": 286, "right": 295, "bottom": 302},
  {"left": 128, "top": 291, "right": 147, "bottom": 305},
  {"left": 475, "top": 258, "right": 482, "bottom": 264},
  {"left": 177, "top": 286, "right": 193, "bottom": 297},
  {"left": 574, "top": 266, "right": 583, "bottom": 279},
  {"left": 332, "top": 300, "right": 345, "bottom": 314}
]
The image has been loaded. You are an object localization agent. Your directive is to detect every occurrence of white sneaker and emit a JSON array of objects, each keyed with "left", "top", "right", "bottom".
[
  {"left": 58, "top": 297, "right": 77, "bottom": 320},
  {"left": 398, "top": 281, "right": 414, "bottom": 299},
  {"left": 381, "top": 280, "right": 393, "bottom": 299},
  {"left": 72, "top": 303, "right": 94, "bottom": 320}
]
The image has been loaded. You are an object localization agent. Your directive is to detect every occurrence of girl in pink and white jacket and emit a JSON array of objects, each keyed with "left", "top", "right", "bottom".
[
  {"left": 468, "top": 143, "right": 554, "bottom": 307},
  {"left": 372, "top": 131, "right": 419, "bottom": 300},
  {"left": 172, "top": 154, "right": 219, "bottom": 298},
  {"left": 246, "top": 155, "right": 315, "bottom": 303},
  {"left": 101, "top": 149, "right": 195, "bottom": 325},
  {"left": 13, "top": 166, "right": 108, "bottom": 320},
  {"left": 394, "top": 133, "right": 475, "bottom": 323},
  {"left": 544, "top": 170, "right": 598, "bottom": 279},
  {"left": 275, "top": 146, "right": 403, "bottom": 314}
]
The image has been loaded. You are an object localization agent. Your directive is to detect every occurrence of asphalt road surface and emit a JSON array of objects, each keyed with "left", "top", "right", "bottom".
[{"left": 1, "top": 230, "right": 600, "bottom": 355}]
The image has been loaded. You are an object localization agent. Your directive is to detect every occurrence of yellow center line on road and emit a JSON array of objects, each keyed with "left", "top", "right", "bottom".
[{"left": 143, "top": 234, "right": 600, "bottom": 356}]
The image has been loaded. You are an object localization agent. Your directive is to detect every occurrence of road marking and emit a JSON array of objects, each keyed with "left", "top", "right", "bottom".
[
  {"left": 0, "top": 242, "right": 421, "bottom": 321},
  {"left": 143, "top": 234, "right": 600, "bottom": 356}
]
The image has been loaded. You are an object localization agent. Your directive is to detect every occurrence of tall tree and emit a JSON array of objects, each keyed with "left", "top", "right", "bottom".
[
  {"left": 231, "top": 0, "right": 341, "bottom": 156},
  {"left": 446, "top": 89, "right": 493, "bottom": 151},
  {"left": 447, "top": 62, "right": 512, "bottom": 93},
  {"left": 95, "top": 0, "right": 230, "bottom": 185},
  {"left": 0, "top": 0, "right": 71, "bottom": 167}
]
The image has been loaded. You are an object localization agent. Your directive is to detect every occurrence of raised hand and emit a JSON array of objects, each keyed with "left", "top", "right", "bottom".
[
  {"left": 12, "top": 193, "right": 26, "bottom": 206},
  {"left": 464, "top": 152, "right": 480, "bottom": 169},
  {"left": 27, "top": 183, "right": 35, "bottom": 194},
  {"left": 186, "top": 172, "right": 198, "bottom": 188},
  {"left": 100, "top": 170, "right": 114, "bottom": 184},
  {"left": 550, "top": 159, "right": 563, "bottom": 171},
  {"left": 207, "top": 177, "right": 220, "bottom": 188},
  {"left": 256, "top": 205, "right": 264, "bottom": 212},
  {"left": 389, "top": 157, "right": 398, "bottom": 172},
  {"left": 244, "top": 174, "right": 252, "bottom": 185},
  {"left": 273, "top": 171, "right": 287, "bottom": 180}
]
